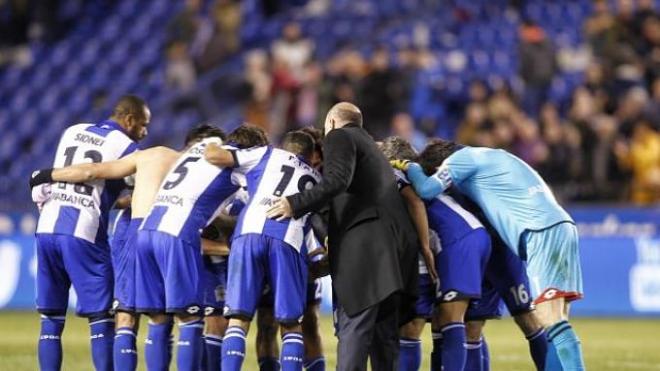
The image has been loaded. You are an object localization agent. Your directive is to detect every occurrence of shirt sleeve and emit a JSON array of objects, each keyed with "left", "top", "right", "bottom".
[
  {"left": 232, "top": 146, "right": 269, "bottom": 173},
  {"left": 393, "top": 169, "right": 411, "bottom": 191},
  {"left": 443, "top": 148, "right": 476, "bottom": 184},
  {"left": 406, "top": 162, "right": 448, "bottom": 200}
]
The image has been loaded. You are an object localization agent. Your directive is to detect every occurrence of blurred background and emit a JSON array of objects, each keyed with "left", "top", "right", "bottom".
[{"left": 0, "top": 0, "right": 659, "bottom": 340}]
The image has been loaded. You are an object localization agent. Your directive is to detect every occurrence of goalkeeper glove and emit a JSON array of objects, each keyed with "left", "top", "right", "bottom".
[{"left": 390, "top": 159, "right": 411, "bottom": 171}]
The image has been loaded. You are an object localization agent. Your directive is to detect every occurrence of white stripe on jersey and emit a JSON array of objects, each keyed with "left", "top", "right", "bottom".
[
  {"left": 36, "top": 123, "right": 136, "bottom": 243},
  {"left": 436, "top": 194, "right": 483, "bottom": 229}
]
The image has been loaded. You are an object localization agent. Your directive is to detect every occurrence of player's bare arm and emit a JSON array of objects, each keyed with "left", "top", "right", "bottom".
[
  {"left": 204, "top": 143, "right": 235, "bottom": 167},
  {"left": 400, "top": 185, "right": 438, "bottom": 282}
]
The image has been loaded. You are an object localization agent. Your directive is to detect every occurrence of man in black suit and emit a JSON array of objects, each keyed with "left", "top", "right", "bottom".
[{"left": 267, "top": 102, "right": 419, "bottom": 370}]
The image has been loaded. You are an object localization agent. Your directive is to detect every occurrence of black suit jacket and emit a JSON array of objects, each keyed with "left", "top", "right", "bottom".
[{"left": 288, "top": 124, "right": 419, "bottom": 318}]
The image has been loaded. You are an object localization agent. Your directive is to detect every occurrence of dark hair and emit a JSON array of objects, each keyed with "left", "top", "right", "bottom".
[
  {"left": 227, "top": 124, "right": 269, "bottom": 149},
  {"left": 299, "top": 126, "right": 323, "bottom": 159},
  {"left": 112, "top": 95, "right": 148, "bottom": 119},
  {"left": 184, "top": 124, "right": 226, "bottom": 147},
  {"left": 282, "top": 131, "right": 315, "bottom": 160},
  {"left": 418, "top": 139, "right": 463, "bottom": 175},
  {"left": 380, "top": 136, "right": 417, "bottom": 161}
]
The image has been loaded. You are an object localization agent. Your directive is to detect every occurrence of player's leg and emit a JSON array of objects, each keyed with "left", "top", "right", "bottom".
[
  {"left": 63, "top": 236, "right": 115, "bottom": 371},
  {"left": 269, "top": 237, "right": 308, "bottom": 371},
  {"left": 399, "top": 272, "right": 434, "bottom": 371},
  {"left": 256, "top": 306, "right": 281, "bottom": 371},
  {"left": 302, "top": 303, "right": 324, "bottom": 371},
  {"left": 525, "top": 223, "right": 585, "bottom": 371},
  {"left": 435, "top": 229, "right": 491, "bottom": 371},
  {"left": 465, "top": 320, "right": 485, "bottom": 371},
  {"left": 302, "top": 279, "right": 324, "bottom": 371},
  {"left": 35, "top": 234, "right": 70, "bottom": 371},
  {"left": 399, "top": 318, "right": 426, "bottom": 371},
  {"left": 135, "top": 230, "right": 171, "bottom": 371},
  {"left": 202, "top": 256, "right": 229, "bottom": 371},
  {"left": 164, "top": 237, "right": 206, "bottom": 371},
  {"left": 223, "top": 234, "right": 266, "bottom": 371},
  {"left": 112, "top": 219, "right": 142, "bottom": 371}
]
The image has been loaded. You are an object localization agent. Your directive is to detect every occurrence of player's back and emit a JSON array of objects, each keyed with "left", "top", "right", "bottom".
[
  {"left": 37, "top": 121, "right": 137, "bottom": 244},
  {"left": 130, "top": 147, "right": 180, "bottom": 218},
  {"left": 141, "top": 138, "right": 239, "bottom": 243},
  {"left": 446, "top": 147, "right": 573, "bottom": 253},
  {"left": 233, "top": 146, "right": 321, "bottom": 252}
]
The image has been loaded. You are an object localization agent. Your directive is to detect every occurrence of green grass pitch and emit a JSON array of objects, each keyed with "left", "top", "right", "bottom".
[{"left": 1, "top": 311, "right": 659, "bottom": 370}]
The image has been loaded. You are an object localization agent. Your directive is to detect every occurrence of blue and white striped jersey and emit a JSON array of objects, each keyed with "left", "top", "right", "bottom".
[
  {"left": 231, "top": 146, "right": 321, "bottom": 253},
  {"left": 36, "top": 120, "right": 138, "bottom": 243},
  {"left": 140, "top": 138, "right": 241, "bottom": 243}
]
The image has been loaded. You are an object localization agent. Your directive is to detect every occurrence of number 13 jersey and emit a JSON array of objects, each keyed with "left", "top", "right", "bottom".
[
  {"left": 232, "top": 146, "right": 321, "bottom": 253},
  {"left": 140, "top": 138, "right": 240, "bottom": 243},
  {"left": 37, "top": 121, "right": 138, "bottom": 244}
]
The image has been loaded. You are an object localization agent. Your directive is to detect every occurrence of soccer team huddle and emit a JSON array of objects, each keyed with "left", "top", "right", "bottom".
[{"left": 29, "top": 96, "right": 586, "bottom": 371}]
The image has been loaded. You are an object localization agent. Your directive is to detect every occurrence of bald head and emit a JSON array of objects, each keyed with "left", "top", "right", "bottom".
[{"left": 324, "top": 102, "right": 363, "bottom": 134}]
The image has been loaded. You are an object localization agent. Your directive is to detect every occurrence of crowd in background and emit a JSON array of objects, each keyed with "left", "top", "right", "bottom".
[{"left": 1, "top": 0, "right": 659, "bottom": 205}]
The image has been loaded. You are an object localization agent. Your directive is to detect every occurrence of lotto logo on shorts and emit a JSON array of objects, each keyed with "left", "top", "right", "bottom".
[
  {"left": 111, "top": 300, "right": 119, "bottom": 310},
  {"left": 443, "top": 290, "right": 458, "bottom": 302},
  {"left": 186, "top": 305, "right": 201, "bottom": 314},
  {"left": 544, "top": 289, "right": 558, "bottom": 300}
]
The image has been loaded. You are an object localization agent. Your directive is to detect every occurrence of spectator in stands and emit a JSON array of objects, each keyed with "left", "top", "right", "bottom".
[
  {"left": 272, "top": 22, "right": 314, "bottom": 82},
  {"left": 615, "top": 118, "right": 660, "bottom": 204},
  {"left": 390, "top": 112, "right": 426, "bottom": 152},
  {"left": 243, "top": 50, "right": 272, "bottom": 130},
  {"left": 518, "top": 19, "right": 557, "bottom": 116},
  {"left": 166, "top": 41, "right": 197, "bottom": 91},
  {"left": 167, "top": 0, "right": 203, "bottom": 46},
  {"left": 359, "top": 47, "right": 401, "bottom": 140},
  {"left": 196, "top": 0, "right": 242, "bottom": 73}
]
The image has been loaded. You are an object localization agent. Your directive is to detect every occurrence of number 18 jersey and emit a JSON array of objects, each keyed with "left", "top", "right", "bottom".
[
  {"left": 37, "top": 120, "right": 138, "bottom": 244},
  {"left": 232, "top": 146, "right": 321, "bottom": 253},
  {"left": 140, "top": 138, "right": 240, "bottom": 243}
]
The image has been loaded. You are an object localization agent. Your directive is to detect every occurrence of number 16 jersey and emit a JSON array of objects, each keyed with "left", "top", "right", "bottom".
[
  {"left": 231, "top": 146, "right": 321, "bottom": 253},
  {"left": 140, "top": 138, "right": 240, "bottom": 243}
]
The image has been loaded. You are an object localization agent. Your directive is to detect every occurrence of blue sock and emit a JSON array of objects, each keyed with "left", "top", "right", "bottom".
[
  {"left": 441, "top": 322, "right": 467, "bottom": 371},
  {"left": 526, "top": 328, "right": 548, "bottom": 370},
  {"left": 145, "top": 321, "right": 171, "bottom": 371},
  {"left": 114, "top": 327, "right": 137, "bottom": 371},
  {"left": 281, "top": 332, "right": 304, "bottom": 371},
  {"left": 548, "top": 321, "right": 584, "bottom": 371},
  {"left": 204, "top": 334, "right": 223, "bottom": 371},
  {"left": 304, "top": 356, "right": 325, "bottom": 371},
  {"left": 222, "top": 326, "right": 247, "bottom": 371},
  {"left": 431, "top": 331, "right": 443, "bottom": 371},
  {"left": 177, "top": 319, "right": 204, "bottom": 371},
  {"left": 465, "top": 340, "right": 483, "bottom": 371},
  {"left": 481, "top": 338, "right": 490, "bottom": 371},
  {"left": 39, "top": 315, "right": 65, "bottom": 371},
  {"left": 89, "top": 317, "right": 115, "bottom": 371},
  {"left": 259, "top": 356, "right": 281, "bottom": 371},
  {"left": 399, "top": 337, "right": 422, "bottom": 371},
  {"left": 545, "top": 340, "right": 563, "bottom": 371}
]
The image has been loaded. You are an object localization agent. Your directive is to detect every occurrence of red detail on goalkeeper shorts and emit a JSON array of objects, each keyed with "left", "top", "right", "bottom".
[{"left": 533, "top": 287, "right": 583, "bottom": 305}]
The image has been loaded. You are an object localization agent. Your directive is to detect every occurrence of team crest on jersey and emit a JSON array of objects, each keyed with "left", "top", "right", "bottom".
[{"left": 186, "top": 305, "right": 201, "bottom": 315}]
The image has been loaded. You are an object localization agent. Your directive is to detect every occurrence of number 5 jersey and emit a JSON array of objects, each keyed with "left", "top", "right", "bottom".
[{"left": 37, "top": 120, "right": 138, "bottom": 244}]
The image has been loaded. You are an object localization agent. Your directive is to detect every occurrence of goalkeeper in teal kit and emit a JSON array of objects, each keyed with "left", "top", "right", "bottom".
[{"left": 392, "top": 139, "right": 585, "bottom": 371}]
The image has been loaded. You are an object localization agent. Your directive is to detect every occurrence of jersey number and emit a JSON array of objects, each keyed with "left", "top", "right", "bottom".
[
  {"left": 272, "top": 165, "right": 317, "bottom": 196},
  {"left": 59, "top": 146, "right": 103, "bottom": 195},
  {"left": 163, "top": 157, "right": 200, "bottom": 190}
]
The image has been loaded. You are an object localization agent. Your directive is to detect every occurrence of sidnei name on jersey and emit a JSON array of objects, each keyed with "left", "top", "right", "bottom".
[{"left": 74, "top": 133, "right": 105, "bottom": 146}]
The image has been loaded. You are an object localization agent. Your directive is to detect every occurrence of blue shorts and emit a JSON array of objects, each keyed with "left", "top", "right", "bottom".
[
  {"left": 415, "top": 273, "right": 437, "bottom": 319},
  {"left": 203, "top": 256, "right": 228, "bottom": 316},
  {"left": 36, "top": 233, "right": 113, "bottom": 317},
  {"left": 465, "top": 279, "right": 504, "bottom": 321},
  {"left": 437, "top": 228, "right": 491, "bottom": 302},
  {"left": 111, "top": 218, "right": 142, "bottom": 312},
  {"left": 135, "top": 230, "right": 204, "bottom": 315},
  {"left": 224, "top": 234, "right": 308, "bottom": 324},
  {"left": 523, "top": 222, "right": 583, "bottom": 304}
]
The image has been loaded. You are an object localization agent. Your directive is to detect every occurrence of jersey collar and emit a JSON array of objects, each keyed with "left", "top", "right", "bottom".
[{"left": 96, "top": 119, "right": 128, "bottom": 136}]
